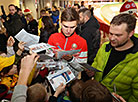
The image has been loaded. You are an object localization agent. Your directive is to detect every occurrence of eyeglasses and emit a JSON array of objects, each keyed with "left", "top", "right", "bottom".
[{"left": 62, "top": 24, "right": 77, "bottom": 29}]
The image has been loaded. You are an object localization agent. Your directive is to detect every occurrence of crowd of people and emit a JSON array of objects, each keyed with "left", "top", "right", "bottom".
[{"left": 0, "top": 1, "right": 137, "bottom": 102}]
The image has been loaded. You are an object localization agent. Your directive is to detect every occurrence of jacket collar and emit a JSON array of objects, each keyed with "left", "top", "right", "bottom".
[
  {"left": 105, "top": 35, "right": 138, "bottom": 53},
  {"left": 61, "top": 30, "right": 76, "bottom": 38}
]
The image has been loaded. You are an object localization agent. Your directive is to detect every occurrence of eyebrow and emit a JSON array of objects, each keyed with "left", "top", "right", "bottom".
[
  {"left": 109, "top": 32, "right": 123, "bottom": 36},
  {"left": 63, "top": 24, "right": 76, "bottom": 28}
]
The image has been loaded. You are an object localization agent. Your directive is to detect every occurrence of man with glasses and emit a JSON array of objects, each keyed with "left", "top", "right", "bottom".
[{"left": 48, "top": 7, "right": 87, "bottom": 63}]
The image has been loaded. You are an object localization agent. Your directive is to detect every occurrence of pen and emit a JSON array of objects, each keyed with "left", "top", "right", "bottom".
[{"left": 57, "top": 45, "right": 62, "bottom": 50}]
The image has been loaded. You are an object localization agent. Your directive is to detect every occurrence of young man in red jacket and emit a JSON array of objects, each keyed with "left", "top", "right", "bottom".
[{"left": 48, "top": 7, "right": 87, "bottom": 63}]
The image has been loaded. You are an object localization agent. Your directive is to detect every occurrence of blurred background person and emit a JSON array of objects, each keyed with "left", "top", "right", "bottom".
[
  {"left": 26, "top": 13, "right": 38, "bottom": 35},
  {"left": 39, "top": 16, "right": 57, "bottom": 43},
  {"left": 51, "top": 6, "right": 59, "bottom": 32},
  {"left": 17, "top": 7, "right": 27, "bottom": 30}
]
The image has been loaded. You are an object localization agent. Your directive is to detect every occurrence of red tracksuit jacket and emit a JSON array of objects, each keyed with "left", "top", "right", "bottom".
[{"left": 48, "top": 32, "right": 88, "bottom": 63}]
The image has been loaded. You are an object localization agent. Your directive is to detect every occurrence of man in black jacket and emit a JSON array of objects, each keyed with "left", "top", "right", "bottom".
[
  {"left": 1, "top": 4, "right": 24, "bottom": 51},
  {"left": 78, "top": 8, "right": 100, "bottom": 65},
  {"left": 2, "top": 4, "right": 24, "bottom": 37}
]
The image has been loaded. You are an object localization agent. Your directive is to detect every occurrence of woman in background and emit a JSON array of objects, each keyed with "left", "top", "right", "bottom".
[
  {"left": 26, "top": 13, "right": 38, "bottom": 35},
  {"left": 39, "top": 16, "right": 57, "bottom": 43}
]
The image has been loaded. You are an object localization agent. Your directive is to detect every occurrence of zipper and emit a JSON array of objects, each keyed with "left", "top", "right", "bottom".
[{"left": 64, "top": 38, "right": 68, "bottom": 50}]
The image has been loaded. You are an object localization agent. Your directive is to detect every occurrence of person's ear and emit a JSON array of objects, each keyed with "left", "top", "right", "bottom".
[
  {"left": 84, "top": 15, "right": 89, "bottom": 23},
  {"left": 129, "top": 30, "right": 134, "bottom": 38},
  {"left": 66, "top": 91, "right": 69, "bottom": 96}
]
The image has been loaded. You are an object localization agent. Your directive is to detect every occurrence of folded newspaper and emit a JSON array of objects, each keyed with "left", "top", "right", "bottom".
[
  {"left": 28, "top": 43, "right": 54, "bottom": 53},
  {"left": 47, "top": 66, "right": 75, "bottom": 91},
  {"left": 15, "top": 29, "right": 40, "bottom": 47}
]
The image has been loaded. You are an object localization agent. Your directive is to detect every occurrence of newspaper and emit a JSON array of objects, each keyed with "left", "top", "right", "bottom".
[
  {"left": 57, "top": 49, "right": 81, "bottom": 59},
  {"left": 47, "top": 66, "right": 75, "bottom": 91},
  {"left": 15, "top": 29, "right": 40, "bottom": 47}
]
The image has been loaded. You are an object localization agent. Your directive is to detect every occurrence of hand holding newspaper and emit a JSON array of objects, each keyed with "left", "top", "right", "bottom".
[
  {"left": 57, "top": 49, "right": 81, "bottom": 59},
  {"left": 15, "top": 29, "right": 40, "bottom": 47},
  {"left": 47, "top": 66, "right": 75, "bottom": 91}
]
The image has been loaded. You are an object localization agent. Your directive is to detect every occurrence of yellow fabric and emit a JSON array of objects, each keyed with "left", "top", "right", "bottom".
[
  {"left": 38, "top": 18, "right": 42, "bottom": 30},
  {"left": 0, "top": 55, "right": 15, "bottom": 71},
  {"left": 27, "top": 64, "right": 36, "bottom": 85},
  {"left": 0, "top": 74, "right": 18, "bottom": 90}
]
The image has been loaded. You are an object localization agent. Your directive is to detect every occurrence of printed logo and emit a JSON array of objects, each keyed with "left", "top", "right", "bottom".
[{"left": 72, "top": 43, "right": 77, "bottom": 49}]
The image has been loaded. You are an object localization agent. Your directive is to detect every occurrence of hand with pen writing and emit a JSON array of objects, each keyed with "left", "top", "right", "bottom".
[
  {"left": 62, "top": 54, "right": 73, "bottom": 61},
  {"left": 112, "top": 93, "right": 126, "bottom": 102}
]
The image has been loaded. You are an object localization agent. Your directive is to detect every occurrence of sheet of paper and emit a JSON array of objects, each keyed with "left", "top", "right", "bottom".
[
  {"left": 57, "top": 49, "right": 81, "bottom": 59},
  {"left": 15, "top": 29, "right": 40, "bottom": 47},
  {"left": 47, "top": 67, "right": 75, "bottom": 91}
]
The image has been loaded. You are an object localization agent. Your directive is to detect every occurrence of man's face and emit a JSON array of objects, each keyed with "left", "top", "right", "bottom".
[
  {"left": 41, "top": 12, "right": 47, "bottom": 17},
  {"left": 74, "top": 6, "right": 79, "bottom": 12},
  {"left": 9, "top": 6, "right": 17, "bottom": 15},
  {"left": 18, "top": 10, "right": 23, "bottom": 17},
  {"left": 61, "top": 21, "right": 77, "bottom": 36},
  {"left": 79, "top": 12, "right": 85, "bottom": 25},
  {"left": 109, "top": 23, "right": 132, "bottom": 48}
]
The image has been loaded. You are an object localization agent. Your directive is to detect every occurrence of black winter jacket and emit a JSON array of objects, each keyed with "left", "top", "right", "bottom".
[
  {"left": 80, "top": 15, "right": 100, "bottom": 65},
  {"left": 3, "top": 13, "right": 24, "bottom": 37}
]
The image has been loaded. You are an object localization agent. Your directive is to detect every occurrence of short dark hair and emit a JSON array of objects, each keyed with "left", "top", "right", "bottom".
[
  {"left": 8, "top": 4, "right": 16, "bottom": 9},
  {"left": 66, "top": 79, "right": 84, "bottom": 102},
  {"left": 110, "top": 13, "right": 137, "bottom": 33},
  {"left": 61, "top": 7, "right": 79, "bottom": 23},
  {"left": 79, "top": 8, "right": 91, "bottom": 18},
  {"left": 81, "top": 80, "right": 112, "bottom": 102},
  {"left": 40, "top": 9, "right": 46, "bottom": 13},
  {"left": 74, "top": 4, "right": 80, "bottom": 9},
  {"left": 53, "top": 6, "right": 57, "bottom": 10}
]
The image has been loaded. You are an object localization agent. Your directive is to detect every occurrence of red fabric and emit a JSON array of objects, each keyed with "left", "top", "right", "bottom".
[
  {"left": 24, "top": 9, "right": 31, "bottom": 13},
  {"left": 39, "top": 68, "right": 48, "bottom": 78},
  {"left": 0, "top": 84, "right": 12, "bottom": 100},
  {"left": 95, "top": 16, "right": 110, "bottom": 38},
  {"left": 120, "top": 1, "right": 137, "bottom": 13},
  {"left": 48, "top": 32, "right": 87, "bottom": 59}
]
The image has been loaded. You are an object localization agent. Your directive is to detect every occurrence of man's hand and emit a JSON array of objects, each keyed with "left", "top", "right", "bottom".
[
  {"left": 17, "top": 53, "right": 39, "bottom": 85},
  {"left": 20, "top": 53, "right": 39, "bottom": 72},
  {"left": 1, "top": 18, "right": 5, "bottom": 23},
  {"left": 62, "top": 54, "right": 73, "bottom": 61},
  {"left": 54, "top": 83, "right": 66, "bottom": 97},
  {"left": 18, "top": 41, "right": 26, "bottom": 51},
  {"left": 85, "top": 69, "right": 95, "bottom": 77},
  {"left": 112, "top": 93, "right": 126, "bottom": 102},
  {"left": 7, "top": 36, "right": 15, "bottom": 47}
]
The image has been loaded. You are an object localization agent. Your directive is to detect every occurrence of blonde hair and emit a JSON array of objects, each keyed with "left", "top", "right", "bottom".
[{"left": 26, "top": 13, "right": 33, "bottom": 21}]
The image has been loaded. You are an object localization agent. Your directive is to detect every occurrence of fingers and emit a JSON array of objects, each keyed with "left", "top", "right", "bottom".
[{"left": 7, "top": 36, "right": 15, "bottom": 46}]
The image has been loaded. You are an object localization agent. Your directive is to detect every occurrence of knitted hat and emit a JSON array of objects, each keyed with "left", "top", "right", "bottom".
[
  {"left": 120, "top": 0, "right": 137, "bottom": 14},
  {"left": 0, "top": 55, "right": 15, "bottom": 71},
  {"left": 24, "top": 8, "right": 32, "bottom": 15}
]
